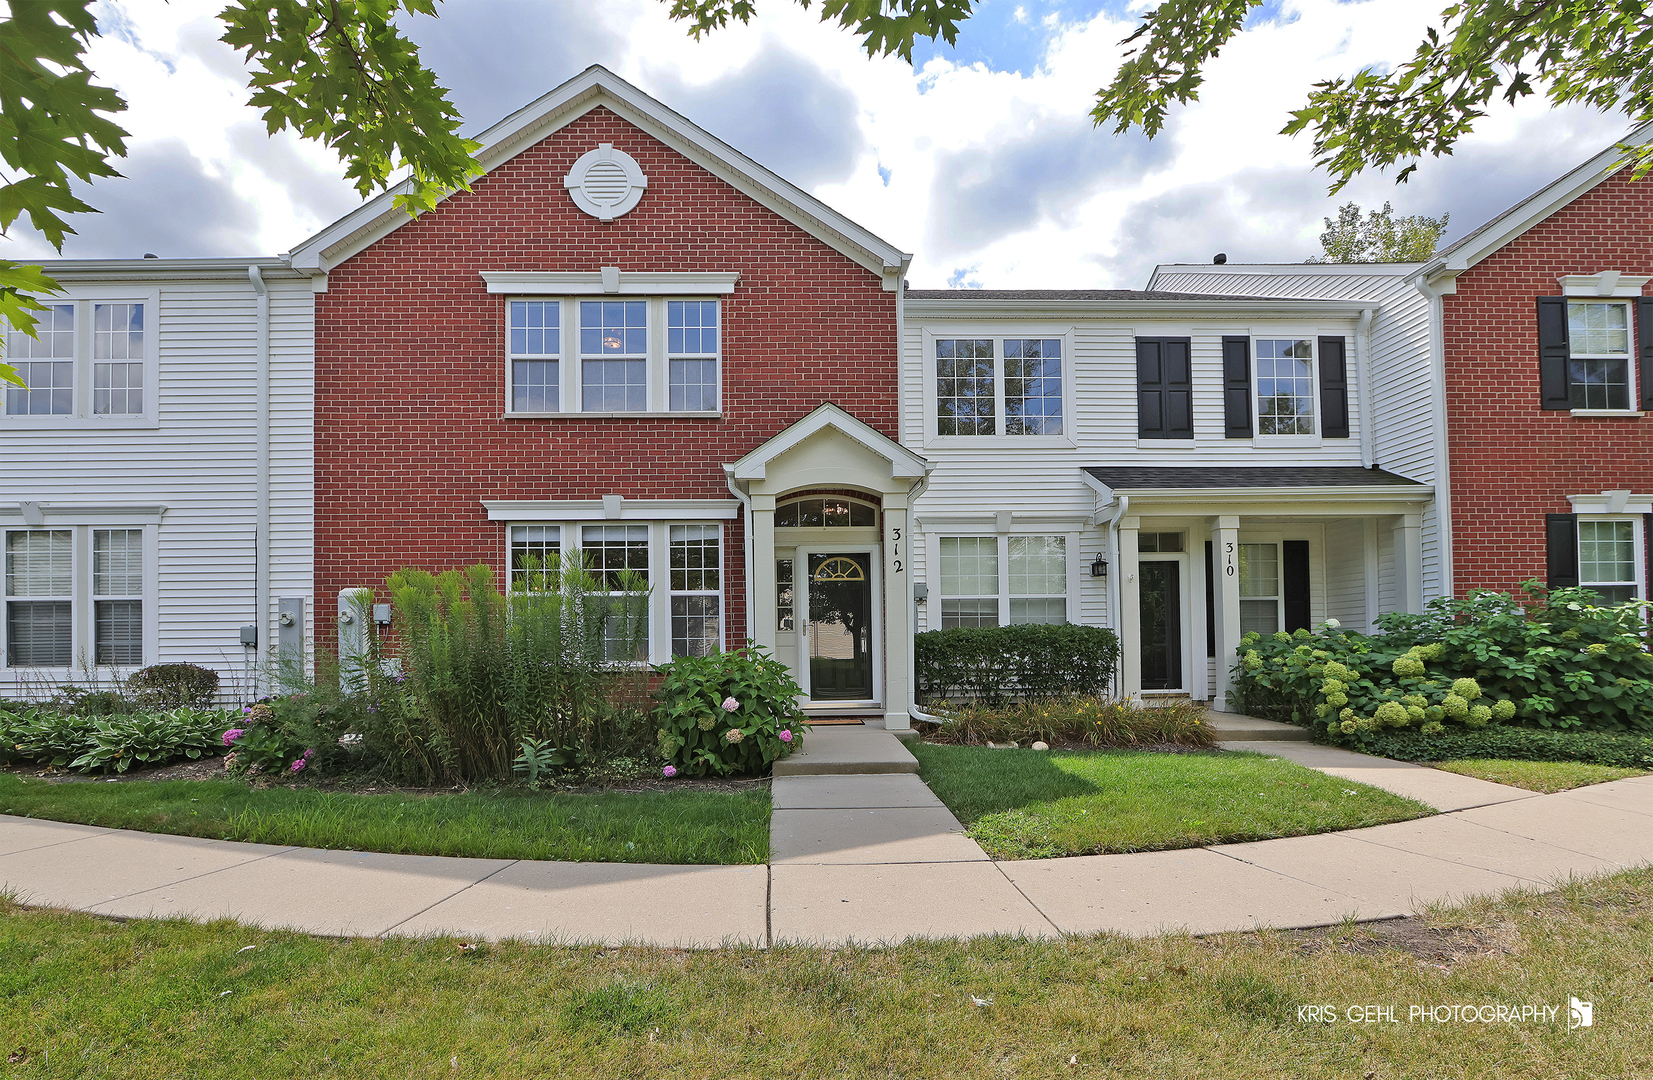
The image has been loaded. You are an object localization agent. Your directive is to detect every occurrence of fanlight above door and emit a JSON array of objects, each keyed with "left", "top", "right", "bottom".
[{"left": 812, "top": 557, "right": 867, "bottom": 582}]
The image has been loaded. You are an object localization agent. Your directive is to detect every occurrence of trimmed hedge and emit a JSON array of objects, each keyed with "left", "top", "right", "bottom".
[
  {"left": 915, "top": 624, "right": 1119, "bottom": 707},
  {"left": 1338, "top": 726, "right": 1653, "bottom": 769},
  {"left": 127, "top": 663, "right": 220, "bottom": 710}
]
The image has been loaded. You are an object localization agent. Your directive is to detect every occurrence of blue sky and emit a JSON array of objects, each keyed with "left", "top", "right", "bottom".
[{"left": 14, "top": 0, "right": 1634, "bottom": 290}]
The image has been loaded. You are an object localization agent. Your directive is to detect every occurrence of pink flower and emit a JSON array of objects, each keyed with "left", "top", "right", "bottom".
[
  {"left": 290, "top": 758, "right": 306, "bottom": 773},
  {"left": 662, "top": 765, "right": 677, "bottom": 778},
  {"left": 725, "top": 728, "right": 744, "bottom": 744},
  {"left": 779, "top": 729, "right": 793, "bottom": 743},
  {"left": 721, "top": 696, "right": 740, "bottom": 712},
  {"left": 302, "top": 749, "right": 315, "bottom": 760},
  {"left": 221, "top": 728, "right": 245, "bottom": 746}
]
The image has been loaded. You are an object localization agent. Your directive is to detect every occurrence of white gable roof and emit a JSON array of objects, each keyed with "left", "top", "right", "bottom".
[
  {"left": 1418, "top": 120, "right": 1653, "bottom": 286},
  {"left": 728, "top": 403, "right": 929, "bottom": 482},
  {"left": 285, "top": 65, "right": 910, "bottom": 284}
]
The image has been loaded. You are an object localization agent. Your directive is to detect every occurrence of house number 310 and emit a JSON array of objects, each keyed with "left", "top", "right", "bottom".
[
  {"left": 1225, "top": 541, "right": 1235, "bottom": 577},
  {"left": 891, "top": 527, "right": 903, "bottom": 573}
]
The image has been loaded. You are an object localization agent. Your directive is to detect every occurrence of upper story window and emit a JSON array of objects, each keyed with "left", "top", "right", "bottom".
[
  {"left": 934, "top": 336, "right": 1064, "bottom": 438},
  {"left": 5, "top": 300, "right": 149, "bottom": 422},
  {"left": 504, "top": 297, "right": 721, "bottom": 417},
  {"left": 1567, "top": 301, "right": 1632, "bottom": 411},
  {"left": 1254, "top": 338, "right": 1316, "bottom": 436}
]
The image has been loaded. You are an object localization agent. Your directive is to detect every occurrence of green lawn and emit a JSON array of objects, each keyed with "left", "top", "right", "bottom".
[
  {"left": 911, "top": 744, "right": 1433, "bottom": 859},
  {"left": 0, "top": 774, "right": 768, "bottom": 865},
  {"left": 1432, "top": 758, "right": 1651, "bottom": 793},
  {"left": 2, "top": 868, "right": 1649, "bottom": 1078}
]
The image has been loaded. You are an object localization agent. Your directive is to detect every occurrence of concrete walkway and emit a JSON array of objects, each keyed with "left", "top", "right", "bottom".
[{"left": 3, "top": 729, "right": 1652, "bottom": 946}]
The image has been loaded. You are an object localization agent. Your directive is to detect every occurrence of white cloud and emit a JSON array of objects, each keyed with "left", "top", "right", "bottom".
[{"left": 24, "top": 0, "right": 1635, "bottom": 288}]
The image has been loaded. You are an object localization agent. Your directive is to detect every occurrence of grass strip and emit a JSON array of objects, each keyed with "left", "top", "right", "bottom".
[
  {"left": 1, "top": 868, "right": 1649, "bottom": 1077},
  {"left": 0, "top": 775, "right": 768, "bottom": 865},
  {"left": 1432, "top": 758, "right": 1650, "bottom": 793},
  {"left": 911, "top": 744, "right": 1433, "bottom": 859}
]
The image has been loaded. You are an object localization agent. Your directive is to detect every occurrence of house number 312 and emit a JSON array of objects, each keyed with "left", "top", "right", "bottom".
[{"left": 891, "top": 527, "right": 903, "bottom": 573}]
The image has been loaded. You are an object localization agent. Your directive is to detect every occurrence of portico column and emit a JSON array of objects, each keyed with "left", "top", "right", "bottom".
[
  {"left": 1210, "top": 515, "right": 1241, "bottom": 712},
  {"left": 750, "top": 494, "right": 777, "bottom": 647},
  {"left": 883, "top": 494, "right": 912, "bottom": 730},
  {"left": 1394, "top": 513, "right": 1424, "bottom": 615},
  {"left": 1118, "top": 517, "right": 1141, "bottom": 702}
]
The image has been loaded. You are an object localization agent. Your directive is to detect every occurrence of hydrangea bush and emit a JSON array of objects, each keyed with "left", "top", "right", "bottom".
[
  {"left": 651, "top": 645, "right": 808, "bottom": 777},
  {"left": 1234, "top": 583, "right": 1653, "bottom": 746}
]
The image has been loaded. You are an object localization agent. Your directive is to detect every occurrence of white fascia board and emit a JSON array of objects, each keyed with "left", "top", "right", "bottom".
[
  {"left": 729, "top": 402, "right": 930, "bottom": 481},
  {"left": 1113, "top": 485, "right": 1433, "bottom": 506},
  {"left": 32, "top": 258, "right": 304, "bottom": 283},
  {"left": 903, "top": 298, "right": 1371, "bottom": 320},
  {"left": 482, "top": 271, "right": 740, "bottom": 295},
  {"left": 1147, "top": 263, "right": 1422, "bottom": 288},
  {"left": 483, "top": 499, "right": 740, "bottom": 521},
  {"left": 1, "top": 503, "right": 167, "bottom": 525},
  {"left": 289, "top": 67, "right": 911, "bottom": 281}
]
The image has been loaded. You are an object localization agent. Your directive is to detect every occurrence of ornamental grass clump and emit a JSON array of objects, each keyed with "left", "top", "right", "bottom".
[
  {"left": 651, "top": 645, "right": 807, "bottom": 776},
  {"left": 1232, "top": 582, "right": 1651, "bottom": 748}
]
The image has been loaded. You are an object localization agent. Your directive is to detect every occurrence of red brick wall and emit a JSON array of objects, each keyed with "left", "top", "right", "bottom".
[
  {"left": 314, "top": 106, "right": 899, "bottom": 643},
  {"left": 1444, "top": 167, "right": 1653, "bottom": 595}
]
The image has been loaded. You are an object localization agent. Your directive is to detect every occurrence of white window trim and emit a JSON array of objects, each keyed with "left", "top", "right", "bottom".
[
  {"left": 503, "top": 296, "right": 724, "bottom": 418},
  {"left": 503, "top": 519, "right": 725, "bottom": 664},
  {"left": 1, "top": 287, "right": 161, "bottom": 429},
  {"left": 930, "top": 531, "right": 1076, "bottom": 628},
  {"left": 920, "top": 326, "right": 1077, "bottom": 448},
  {"left": 1576, "top": 515, "right": 1644, "bottom": 599},
  {"left": 1, "top": 522, "right": 157, "bottom": 676},
  {"left": 1250, "top": 333, "right": 1321, "bottom": 447},
  {"left": 1565, "top": 298, "right": 1637, "bottom": 416}
]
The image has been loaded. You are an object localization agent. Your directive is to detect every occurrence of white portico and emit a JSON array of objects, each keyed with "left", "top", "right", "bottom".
[{"left": 726, "top": 403, "right": 931, "bottom": 729}]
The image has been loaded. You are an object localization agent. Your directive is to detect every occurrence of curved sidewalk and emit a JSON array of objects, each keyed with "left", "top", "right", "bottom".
[{"left": 3, "top": 738, "right": 1651, "bottom": 947}]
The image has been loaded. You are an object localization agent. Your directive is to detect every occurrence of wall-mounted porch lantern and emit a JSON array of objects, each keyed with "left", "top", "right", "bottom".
[{"left": 1090, "top": 554, "right": 1108, "bottom": 578}]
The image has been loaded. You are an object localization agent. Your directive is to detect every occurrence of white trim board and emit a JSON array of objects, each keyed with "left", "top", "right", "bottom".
[
  {"left": 482, "top": 271, "right": 740, "bottom": 295},
  {"left": 483, "top": 499, "right": 740, "bottom": 522}
]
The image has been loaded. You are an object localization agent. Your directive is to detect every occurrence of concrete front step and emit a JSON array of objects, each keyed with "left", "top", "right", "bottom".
[
  {"left": 1202, "top": 709, "right": 1313, "bottom": 742},
  {"left": 773, "top": 725, "right": 919, "bottom": 776}
]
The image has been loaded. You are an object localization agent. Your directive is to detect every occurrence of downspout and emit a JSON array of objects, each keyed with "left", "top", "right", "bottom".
[
  {"left": 1355, "top": 306, "right": 1375, "bottom": 468},
  {"left": 1095, "top": 494, "right": 1129, "bottom": 696},
  {"left": 1411, "top": 274, "right": 1455, "bottom": 600},
  {"left": 249, "top": 265, "right": 270, "bottom": 694},
  {"left": 724, "top": 465, "right": 752, "bottom": 645}
]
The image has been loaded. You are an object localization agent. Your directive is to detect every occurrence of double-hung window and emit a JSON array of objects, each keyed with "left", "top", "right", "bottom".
[
  {"left": 669, "top": 525, "right": 721, "bottom": 656},
  {"left": 4, "top": 525, "right": 149, "bottom": 669},
  {"left": 1254, "top": 338, "right": 1316, "bottom": 436},
  {"left": 503, "top": 297, "right": 722, "bottom": 416},
  {"left": 582, "top": 525, "right": 650, "bottom": 660},
  {"left": 1578, "top": 519, "right": 1640, "bottom": 603},
  {"left": 937, "top": 534, "right": 1069, "bottom": 628},
  {"left": 1238, "top": 543, "right": 1281, "bottom": 635},
  {"left": 5, "top": 298, "right": 151, "bottom": 423},
  {"left": 933, "top": 335, "right": 1065, "bottom": 438},
  {"left": 1567, "top": 302, "right": 1632, "bottom": 411},
  {"left": 508, "top": 525, "right": 562, "bottom": 591}
]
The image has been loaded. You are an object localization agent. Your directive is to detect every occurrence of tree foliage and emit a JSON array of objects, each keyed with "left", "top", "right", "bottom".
[
  {"left": 1308, "top": 201, "right": 1451, "bottom": 263},
  {"left": 0, "top": 0, "right": 478, "bottom": 389}
]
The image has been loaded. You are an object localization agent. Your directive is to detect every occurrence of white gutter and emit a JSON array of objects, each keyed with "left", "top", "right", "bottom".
[
  {"left": 1355, "top": 306, "right": 1375, "bottom": 468},
  {"left": 723, "top": 465, "right": 753, "bottom": 645},
  {"left": 249, "top": 265, "right": 270, "bottom": 693},
  {"left": 1410, "top": 275, "right": 1455, "bottom": 600}
]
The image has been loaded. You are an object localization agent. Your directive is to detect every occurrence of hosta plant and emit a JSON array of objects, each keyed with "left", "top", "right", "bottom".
[{"left": 652, "top": 645, "right": 808, "bottom": 776}]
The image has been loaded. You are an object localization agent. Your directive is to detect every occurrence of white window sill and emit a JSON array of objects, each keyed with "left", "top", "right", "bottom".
[
  {"left": 1137, "top": 437, "right": 1196, "bottom": 449},
  {"left": 1, "top": 417, "right": 160, "bottom": 430},
  {"left": 1569, "top": 409, "right": 1645, "bottom": 418},
  {"left": 504, "top": 411, "right": 722, "bottom": 420},
  {"left": 1251, "top": 435, "right": 1323, "bottom": 449},
  {"left": 924, "top": 434, "right": 1076, "bottom": 449}
]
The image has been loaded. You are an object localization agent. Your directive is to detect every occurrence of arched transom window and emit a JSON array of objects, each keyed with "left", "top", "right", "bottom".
[{"left": 775, "top": 497, "right": 877, "bottom": 528}]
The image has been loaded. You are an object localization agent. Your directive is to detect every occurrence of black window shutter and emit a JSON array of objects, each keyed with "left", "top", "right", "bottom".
[
  {"left": 1204, "top": 540, "right": 1216, "bottom": 657},
  {"left": 1639, "top": 298, "right": 1653, "bottom": 412},
  {"left": 1646, "top": 514, "right": 1653, "bottom": 602},
  {"left": 1282, "top": 540, "right": 1311, "bottom": 632},
  {"left": 1537, "top": 297, "right": 1571, "bottom": 410},
  {"left": 1545, "top": 513, "right": 1579, "bottom": 588},
  {"left": 1317, "top": 335, "right": 1350, "bottom": 438},
  {"left": 1137, "top": 337, "right": 1193, "bottom": 439},
  {"left": 1222, "top": 336, "right": 1252, "bottom": 438}
]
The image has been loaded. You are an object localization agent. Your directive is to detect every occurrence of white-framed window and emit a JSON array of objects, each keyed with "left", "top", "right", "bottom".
[
  {"left": 931, "top": 333, "right": 1068, "bottom": 440},
  {"left": 669, "top": 525, "right": 721, "bottom": 656},
  {"left": 937, "top": 534, "right": 1069, "bottom": 628},
  {"left": 1567, "top": 301, "right": 1633, "bottom": 411},
  {"left": 3, "top": 525, "right": 152, "bottom": 670},
  {"left": 508, "top": 524, "right": 562, "bottom": 591},
  {"left": 4, "top": 296, "right": 154, "bottom": 424},
  {"left": 583, "top": 524, "right": 650, "bottom": 660},
  {"left": 1254, "top": 338, "right": 1316, "bottom": 437},
  {"left": 776, "top": 558, "right": 795, "bottom": 633},
  {"left": 1578, "top": 517, "right": 1642, "bottom": 603},
  {"left": 503, "top": 297, "right": 722, "bottom": 416},
  {"left": 775, "top": 496, "right": 878, "bottom": 528},
  {"left": 1238, "top": 542, "right": 1281, "bottom": 634}
]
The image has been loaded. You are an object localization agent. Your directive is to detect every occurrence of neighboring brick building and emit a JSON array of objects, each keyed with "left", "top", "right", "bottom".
[
  {"left": 1417, "top": 124, "right": 1653, "bottom": 601},
  {"left": 286, "top": 66, "right": 928, "bottom": 725}
]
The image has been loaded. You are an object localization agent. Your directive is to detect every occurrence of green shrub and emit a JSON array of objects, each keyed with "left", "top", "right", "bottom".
[
  {"left": 47, "top": 685, "right": 134, "bottom": 717},
  {"left": 1234, "top": 583, "right": 1653, "bottom": 746},
  {"left": 652, "top": 645, "right": 807, "bottom": 777},
  {"left": 126, "top": 663, "right": 220, "bottom": 710},
  {"left": 220, "top": 697, "right": 337, "bottom": 779},
  {"left": 1345, "top": 726, "right": 1653, "bottom": 769},
  {"left": 915, "top": 624, "right": 1120, "bottom": 707},
  {"left": 1, "top": 709, "right": 98, "bottom": 768},
  {"left": 68, "top": 709, "right": 225, "bottom": 774},
  {"left": 915, "top": 696, "right": 1213, "bottom": 748}
]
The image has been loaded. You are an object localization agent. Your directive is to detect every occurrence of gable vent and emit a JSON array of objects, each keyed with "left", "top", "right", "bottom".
[{"left": 564, "top": 143, "right": 648, "bottom": 222}]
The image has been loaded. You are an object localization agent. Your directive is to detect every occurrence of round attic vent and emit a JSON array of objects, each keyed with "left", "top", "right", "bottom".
[{"left": 564, "top": 143, "right": 648, "bottom": 221}]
